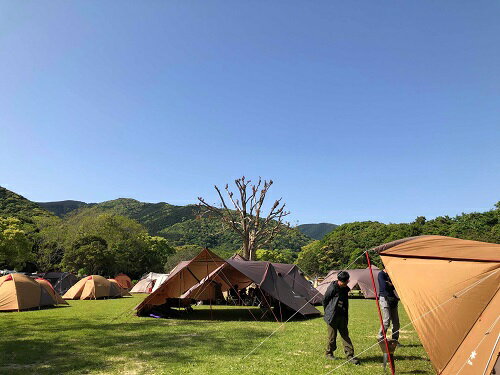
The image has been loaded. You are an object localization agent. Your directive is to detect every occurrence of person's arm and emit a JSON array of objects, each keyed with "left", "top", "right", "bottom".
[{"left": 323, "top": 282, "right": 337, "bottom": 307}]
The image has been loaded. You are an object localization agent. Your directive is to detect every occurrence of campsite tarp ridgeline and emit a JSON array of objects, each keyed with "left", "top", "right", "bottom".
[
  {"left": 373, "top": 235, "right": 500, "bottom": 375},
  {"left": 63, "top": 275, "right": 130, "bottom": 300},
  {"left": 316, "top": 266, "right": 381, "bottom": 298},
  {"left": 0, "top": 273, "right": 68, "bottom": 311},
  {"left": 130, "top": 272, "right": 169, "bottom": 293},
  {"left": 229, "top": 256, "right": 323, "bottom": 305},
  {"left": 135, "top": 249, "right": 320, "bottom": 317},
  {"left": 40, "top": 272, "right": 79, "bottom": 295}
]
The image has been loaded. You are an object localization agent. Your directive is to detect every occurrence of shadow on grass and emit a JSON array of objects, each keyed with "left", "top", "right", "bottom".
[{"left": 0, "top": 315, "right": 270, "bottom": 375}]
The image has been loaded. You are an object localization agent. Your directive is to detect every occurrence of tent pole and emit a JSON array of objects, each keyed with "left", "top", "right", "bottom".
[
  {"left": 366, "top": 251, "right": 395, "bottom": 375},
  {"left": 207, "top": 260, "right": 212, "bottom": 321}
]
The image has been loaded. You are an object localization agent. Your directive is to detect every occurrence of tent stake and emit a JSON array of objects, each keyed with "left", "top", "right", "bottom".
[{"left": 366, "top": 251, "right": 396, "bottom": 375}]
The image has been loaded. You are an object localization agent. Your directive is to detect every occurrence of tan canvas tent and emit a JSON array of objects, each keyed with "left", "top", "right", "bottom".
[
  {"left": 63, "top": 275, "right": 130, "bottom": 300},
  {"left": 316, "top": 266, "right": 381, "bottom": 298},
  {"left": 136, "top": 249, "right": 226, "bottom": 314},
  {"left": 35, "top": 278, "right": 68, "bottom": 306},
  {"left": 0, "top": 273, "right": 68, "bottom": 311},
  {"left": 373, "top": 235, "right": 500, "bottom": 375}
]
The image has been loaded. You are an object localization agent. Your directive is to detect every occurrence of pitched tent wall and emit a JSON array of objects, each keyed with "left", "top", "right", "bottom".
[
  {"left": 272, "top": 263, "right": 323, "bottom": 305},
  {"left": 114, "top": 274, "right": 132, "bottom": 290},
  {"left": 316, "top": 266, "right": 381, "bottom": 298},
  {"left": 374, "top": 235, "right": 500, "bottom": 375},
  {"left": 0, "top": 273, "right": 67, "bottom": 311},
  {"left": 35, "top": 278, "right": 68, "bottom": 305},
  {"left": 135, "top": 249, "right": 226, "bottom": 314}
]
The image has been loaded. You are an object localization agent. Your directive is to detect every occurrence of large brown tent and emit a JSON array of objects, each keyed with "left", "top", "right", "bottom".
[
  {"left": 135, "top": 249, "right": 320, "bottom": 317},
  {"left": 0, "top": 273, "right": 68, "bottom": 311},
  {"left": 135, "top": 249, "right": 226, "bottom": 314},
  {"left": 62, "top": 275, "right": 130, "bottom": 300},
  {"left": 228, "top": 255, "right": 323, "bottom": 304},
  {"left": 373, "top": 235, "right": 500, "bottom": 375},
  {"left": 316, "top": 266, "right": 381, "bottom": 298},
  {"left": 181, "top": 259, "right": 320, "bottom": 317}
]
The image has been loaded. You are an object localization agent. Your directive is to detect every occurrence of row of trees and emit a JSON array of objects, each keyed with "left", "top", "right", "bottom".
[{"left": 297, "top": 202, "right": 500, "bottom": 276}]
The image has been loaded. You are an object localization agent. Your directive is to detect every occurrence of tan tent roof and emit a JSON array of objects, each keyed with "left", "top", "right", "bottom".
[
  {"left": 374, "top": 235, "right": 500, "bottom": 375},
  {"left": 0, "top": 273, "right": 67, "bottom": 311},
  {"left": 316, "top": 266, "right": 381, "bottom": 298},
  {"left": 135, "top": 249, "right": 226, "bottom": 314},
  {"left": 62, "top": 275, "right": 130, "bottom": 300}
]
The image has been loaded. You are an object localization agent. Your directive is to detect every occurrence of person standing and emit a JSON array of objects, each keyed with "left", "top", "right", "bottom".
[
  {"left": 377, "top": 268, "right": 400, "bottom": 343},
  {"left": 323, "top": 271, "right": 360, "bottom": 365}
]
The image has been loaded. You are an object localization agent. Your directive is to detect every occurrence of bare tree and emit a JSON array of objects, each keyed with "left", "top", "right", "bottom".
[{"left": 198, "top": 177, "right": 290, "bottom": 260}]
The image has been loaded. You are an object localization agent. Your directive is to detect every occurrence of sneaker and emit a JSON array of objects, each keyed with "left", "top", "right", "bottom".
[
  {"left": 348, "top": 357, "right": 360, "bottom": 365},
  {"left": 325, "top": 353, "right": 335, "bottom": 360}
]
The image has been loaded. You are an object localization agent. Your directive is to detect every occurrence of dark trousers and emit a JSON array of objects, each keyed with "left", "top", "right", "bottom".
[
  {"left": 377, "top": 297, "right": 400, "bottom": 341},
  {"left": 326, "top": 314, "right": 355, "bottom": 358}
]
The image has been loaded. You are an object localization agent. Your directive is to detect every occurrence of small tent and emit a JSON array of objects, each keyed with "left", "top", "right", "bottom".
[
  {"left": 40, "top": 272, "right": 79, "bottom": 295},
  {"left": 316, "top": 266, "right": 381, "bottom": 298},
  {"left": 0, "top": 273, "right": 68, "bottom": 311},
  {"left": 130, "top": 272, "right": 169, "bottom": 293},
  {"left": 373, "top": 235, "right": 500, "bottom": 375},
  {"left": 35, "top": 278, "right": 68, "bottom": 305},
  {"left": 114, "top": 273, "right": 132, "bottom": 290},
  {"left": 63, "top": 275, "right": 130, "bottom": 300}
]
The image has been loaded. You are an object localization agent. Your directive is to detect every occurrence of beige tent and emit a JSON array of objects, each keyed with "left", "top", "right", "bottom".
[
  {"left": 316, "top": 266, "right": 381, "bottom": 298},
  {"left": 374, "top": 235, "right": 500, "bottom": 375},
  {"left": 130, "top": 272, "right": 169, "bottom": 293},
  {"left": 114, "top": 273, "right": 132, "bottom": 290},
  {"left": 63, "top": 275, "right": 130, "bottom": 300},
  {"left": 0, "top": 273, "right": 68, "bottom": 311},
  {"left": 35, "top": 278, "right": 68, "bottom": 305}
]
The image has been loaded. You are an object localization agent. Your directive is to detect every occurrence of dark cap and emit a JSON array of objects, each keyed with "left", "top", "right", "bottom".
[{"left": 337, "top": 271, "right": 350, "bottom": 282}]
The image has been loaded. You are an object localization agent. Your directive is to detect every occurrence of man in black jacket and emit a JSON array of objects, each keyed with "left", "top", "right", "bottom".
[{"left": 323, "top": 271, "right": 360, "bottom": 364}]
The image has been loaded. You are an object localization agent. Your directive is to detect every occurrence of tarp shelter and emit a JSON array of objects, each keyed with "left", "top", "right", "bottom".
[
  {"left": 316, "top": 266, "right": 381, "bottom": 298},
  {"left": 0, "top": 273, "right": 68, "bottom": 311},
  {"left": 114, "top": 273, "right": 132, "bottom": 290},
  {"left": 228, "top": 254, "right": 323, "bottom": 305},
  {"left": 130, "top": 272, "right": 169, "bottom": 293},
  {"left": 40, "top": 272, "right": 79, "bottom": 295},
  {"left": 180, "top": 259, "right": 320, "bottom": 317},
  {"left": 373, "top": 235, "right": 500, "bottom": 375},
  {"left": 136, "top": 249, "right": 226, "bottom": 314},
  {"left": 63, "top": 275, "right": 130, "bottom": 300}
]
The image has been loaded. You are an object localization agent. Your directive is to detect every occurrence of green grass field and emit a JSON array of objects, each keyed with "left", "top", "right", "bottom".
[{"left": 0, "top": 295, "right": 433, "bottom": 375}]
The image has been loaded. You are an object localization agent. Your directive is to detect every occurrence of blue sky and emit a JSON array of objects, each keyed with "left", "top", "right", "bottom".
[{"left": 1, "top": 1, "right": 499, "bottom": 225}]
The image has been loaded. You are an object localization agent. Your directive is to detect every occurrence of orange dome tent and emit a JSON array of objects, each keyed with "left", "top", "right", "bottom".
[
  {"left": 0, "top": 273, "right": 68, "bottom": 311},
  {"left": 114, "top": 273, "right": 132, "bottom": 290},
  {"left": 62, "top": 275, "right": 130, "bottom": 300}
]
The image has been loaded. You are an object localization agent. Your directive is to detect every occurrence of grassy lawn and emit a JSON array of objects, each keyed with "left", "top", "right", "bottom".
[{"left": 0, "top": 295, "right": 433, "bottom": 375}]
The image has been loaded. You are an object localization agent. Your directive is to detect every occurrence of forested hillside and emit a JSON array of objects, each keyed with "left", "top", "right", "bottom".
[
  {"left": 0, "top": 187, "right": 312, "bottom": 275},
  {"left": 38, "top": 200, "right": 93, "bottom": 217},
  {"left": 297, "top": 202, "right": 500, "bottom": 276},
  {"left": 297, "top": 223, "right": 337, "bottom": 240}
]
